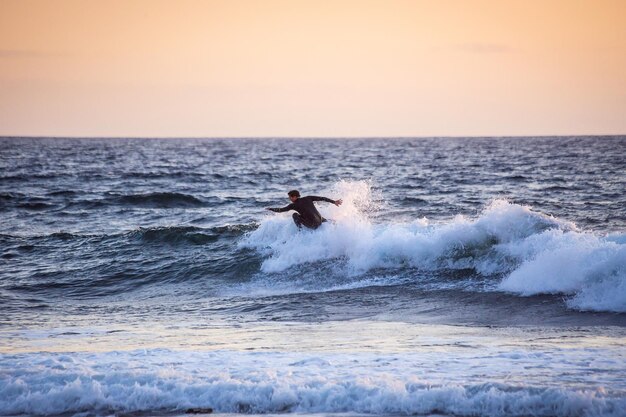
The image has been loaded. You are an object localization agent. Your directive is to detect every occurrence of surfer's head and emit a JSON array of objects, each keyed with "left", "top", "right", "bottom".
[{"left": 288, "top": 190, "right": 300, "bottom": 202}]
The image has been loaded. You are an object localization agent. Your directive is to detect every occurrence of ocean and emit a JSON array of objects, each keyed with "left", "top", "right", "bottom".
[{"left": 0, "top": 136, "right": 625, "bottom": 416}]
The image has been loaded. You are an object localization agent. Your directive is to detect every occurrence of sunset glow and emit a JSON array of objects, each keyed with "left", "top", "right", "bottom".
[{"left": 1, "top": 0, "right": 625, "bottom": 137}]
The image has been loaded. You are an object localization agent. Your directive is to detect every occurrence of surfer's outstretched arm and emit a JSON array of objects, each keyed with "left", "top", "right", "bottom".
[
  {"left": 266, "top": 203, "right": 294, "bottom": 213},
  {"left": 310, "top": 196, "right": 343, "bottom": 206}
]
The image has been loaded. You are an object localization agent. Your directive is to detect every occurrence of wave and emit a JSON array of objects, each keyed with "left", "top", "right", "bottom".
[
  {"left": 114, "top": 192, "right": 206, "bottom": 208},
  {"left": 131, "top": 224, "right": 256, "bottom": 245},
  {"left": 16, "top": 201, "right": 57, "bottom": 211},
  {"left": 2, "top": 191, "right": 210, "bottom": 210},
  {"left": 1, "top": 350, "right": 623, "bottom": 417},
  {"left": 0, "top": 193, "right": 57, "bottom": 211},
  {"left": 0, "top": 192, "right": 22, "bottom": 201},
  {"left": 498, "top": 232, "right": 626, "bottom": 312},
  {"left": 1, "top": 223, "right": 261, "bottom": 297},
  {"left": 241, "top": 181, "right": 626, "bottom": 313},
  {"left": 46, "top": 190, "right": 77, "bottom": 197},
  {"left": 2, "top": 224, "right": 255, "bottom": 245}
]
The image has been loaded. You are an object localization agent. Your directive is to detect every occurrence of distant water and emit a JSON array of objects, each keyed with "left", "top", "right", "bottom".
[{"left": 1, "top": 136, "right": 625, "bottom": 416}]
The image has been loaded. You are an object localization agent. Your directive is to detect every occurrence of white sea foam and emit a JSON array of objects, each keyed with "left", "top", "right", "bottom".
[
  {"left": 1, "top": 349, "right": 624, "bottom": 416},
  {"left": 241, "top": 181, "right": 626, "bottom": 313},
  {"left": 498, "top": 230, "right": 626, "bottom": 312}
]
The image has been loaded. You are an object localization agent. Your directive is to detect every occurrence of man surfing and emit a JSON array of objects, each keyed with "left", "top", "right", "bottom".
[{"left": 266, "top": 190, "right": 342, "bottom": 230}]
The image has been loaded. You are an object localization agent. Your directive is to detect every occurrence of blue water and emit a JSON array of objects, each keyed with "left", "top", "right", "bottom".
[{"left": 1, "top": 136, "right": 625, "bottom": 416}]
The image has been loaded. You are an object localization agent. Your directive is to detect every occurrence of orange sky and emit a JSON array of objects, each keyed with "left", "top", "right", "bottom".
[{"left": 1, "top": 0, "right": 625, "bottom": 137}]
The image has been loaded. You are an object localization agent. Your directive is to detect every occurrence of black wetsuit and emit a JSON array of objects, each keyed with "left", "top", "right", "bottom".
[{"left": 269, "top": 196, "right": 336, "bottom": 229}]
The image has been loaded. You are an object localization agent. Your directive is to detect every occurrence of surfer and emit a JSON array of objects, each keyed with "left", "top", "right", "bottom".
[{"left": 266, "top": 190, "right": 342, "bottom": 229}]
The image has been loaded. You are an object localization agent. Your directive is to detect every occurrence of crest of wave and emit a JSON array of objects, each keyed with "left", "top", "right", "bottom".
[
  {"left": 242, "top": 180, "right": 571, "bottom": 274},
  {"left": 241, "top": 180, "right": 626, "bottom": 312}
]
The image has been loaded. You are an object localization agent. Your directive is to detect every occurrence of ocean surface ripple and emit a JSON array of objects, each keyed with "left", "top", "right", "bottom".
[{"left": 1, "top": 136, "right": 625, "bottom": 417}]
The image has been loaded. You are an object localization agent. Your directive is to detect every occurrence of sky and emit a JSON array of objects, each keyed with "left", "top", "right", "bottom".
[{"left": 0, "top": 0, "right": 625, "bottom": 137}]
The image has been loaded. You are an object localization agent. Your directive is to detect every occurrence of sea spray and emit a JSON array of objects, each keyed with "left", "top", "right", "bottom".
[
  {"left": 243, "top": 181, "right": 626, "bottom": 312},
  {"left": 499, "top": 232, "right": 626, "bottom": 312}
]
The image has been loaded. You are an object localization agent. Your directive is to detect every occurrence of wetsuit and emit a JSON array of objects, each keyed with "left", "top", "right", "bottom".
[{"left": 268, "top": 196, "right": 336, "bottom": 229}]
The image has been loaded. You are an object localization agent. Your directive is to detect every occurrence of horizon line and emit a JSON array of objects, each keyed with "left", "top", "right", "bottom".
[{"left": 1, "top": 134, "right": 625, "bottom": 140}]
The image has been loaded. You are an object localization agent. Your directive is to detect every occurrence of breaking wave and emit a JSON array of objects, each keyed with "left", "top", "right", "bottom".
[
  {"left": 1, "top": 349, "right": 624, "bottom": 417},
  {"left": 242, "top": 181, "right": 626, "bottom": 313}
]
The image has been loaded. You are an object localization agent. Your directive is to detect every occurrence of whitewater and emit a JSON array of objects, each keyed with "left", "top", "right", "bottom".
[
  {"left": 243, "top": 181, "right": 626, "bottom": 313},
  {"left": 1, "top": 136, "right": 625, "bottom": 416}
]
